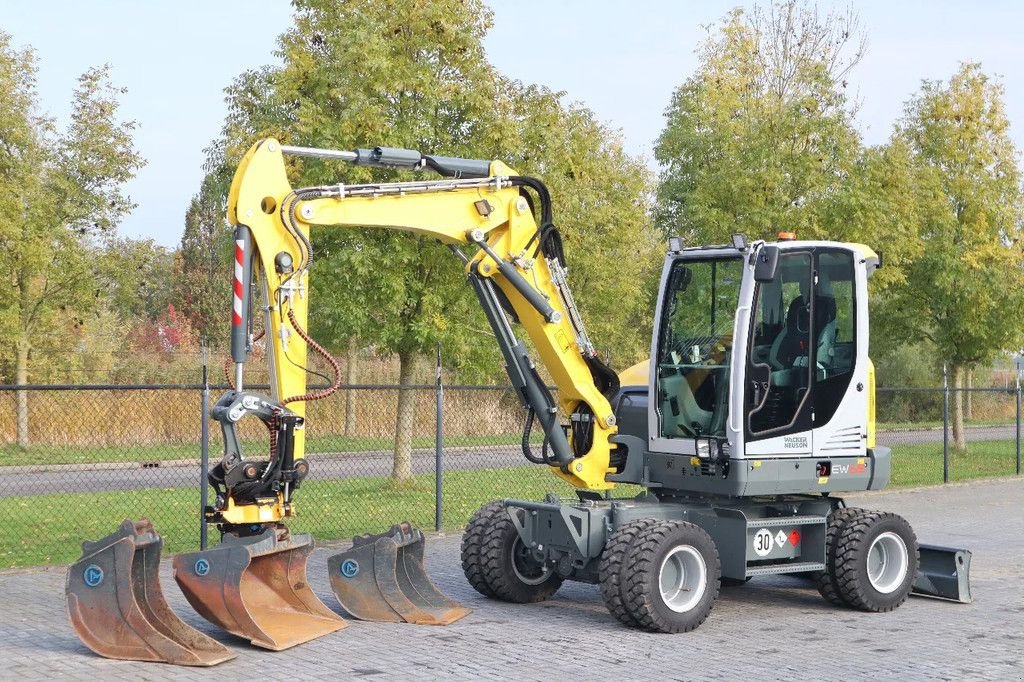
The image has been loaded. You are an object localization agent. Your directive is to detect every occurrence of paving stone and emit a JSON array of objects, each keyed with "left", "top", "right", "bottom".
[{"left": 1, "top": 478, "right": 1021, "bottom": 680}]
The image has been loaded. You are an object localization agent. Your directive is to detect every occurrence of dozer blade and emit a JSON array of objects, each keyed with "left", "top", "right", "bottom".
[
  {"left": 912, "top": 544, "right": 973, "bottom": 603},
  {"left": 172, "top": 527, "right": 346, "bottom": 651},
  {"left": 66, "top": 519, "right": 236, "bottom": 666},
  {"left": 328, "top": 522, "right": 470, "bottom": 625}
]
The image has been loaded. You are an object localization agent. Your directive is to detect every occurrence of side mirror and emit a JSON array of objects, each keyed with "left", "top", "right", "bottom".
[{"left": 754, "top": 245, "right": 780, "bottom": 283}]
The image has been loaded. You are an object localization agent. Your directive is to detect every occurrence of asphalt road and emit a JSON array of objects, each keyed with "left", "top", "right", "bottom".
[
  {"left": 1, "top": 425, "right": 1017, "bottom": 497},
  {"left": 2, "top": 478, "right": 1021, "bottom": 680}
]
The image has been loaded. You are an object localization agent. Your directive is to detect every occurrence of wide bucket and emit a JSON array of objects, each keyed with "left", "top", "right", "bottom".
[
  {"left": 172, "top": 527, "right": 346, "bottom": 651},
  {"left": 66, "top": 519, "right": 235, "bottom": 666},
  {"left": 912, "top": 544, "right": 973, "bottom": 603},
  {"left": 328, "top": 522, "right": 470, "bottom": 625}
]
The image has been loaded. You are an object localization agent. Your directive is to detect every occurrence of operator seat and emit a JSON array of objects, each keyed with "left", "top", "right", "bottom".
[{"left": 768, "top": 276, "right": 837, "bottom": 381}]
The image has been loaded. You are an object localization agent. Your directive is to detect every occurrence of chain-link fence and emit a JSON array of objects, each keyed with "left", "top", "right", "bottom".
[{"left": 1, "top": 379, "right": 1020, "bottom": 569}]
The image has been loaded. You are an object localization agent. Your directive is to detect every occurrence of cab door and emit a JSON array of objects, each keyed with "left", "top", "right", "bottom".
[{"left": 744, "top": 251, "right": 815, "bottom": 455}]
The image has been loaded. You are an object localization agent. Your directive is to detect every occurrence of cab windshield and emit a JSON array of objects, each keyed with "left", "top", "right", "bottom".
[{"left": 655, "top": 257, "right": 743, "bottom": 439}]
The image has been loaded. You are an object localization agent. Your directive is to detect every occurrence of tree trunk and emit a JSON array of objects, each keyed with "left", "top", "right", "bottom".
[
  {"left": 344, "top": 337, "right": 357, "bottom": 437},
  {"left": 15, "top": 339, "right": 30, "bottom": 450},
  {"left": 965, "top": 367, "right": 973, "bottom": 421},
  {"left": 391, "top": 350, "right": 417, "bottom": 481},
  {"left": 951, "top": 364, "right": 967, "bottom": 451}
]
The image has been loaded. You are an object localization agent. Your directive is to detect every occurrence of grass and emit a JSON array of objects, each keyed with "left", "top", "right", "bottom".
[
  {"left": 0, "top": 465, "right": 641, "bottom": 569},
  {"left": 877, "top": 418, "right": 1016, "bottom": 431},
  {"left": 888, "top": 439, "right": 1020, "bottom": 487},
  {"left": 0, "top": 433, "right": 524, "bottom": 467},
  {"left": 2, "top": 440, "right": 1016, "bottom": 570}
]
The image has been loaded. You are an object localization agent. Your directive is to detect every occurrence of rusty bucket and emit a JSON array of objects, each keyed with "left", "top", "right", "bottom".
[
  {"left": 328, "top": 523, "right": 470, "bottom": 625},
  {"left": 172, "top": 527, "right": 346, "bottom": 651},
  {"left": 66, "top": 519, "right": 235, "bottom": 666}
]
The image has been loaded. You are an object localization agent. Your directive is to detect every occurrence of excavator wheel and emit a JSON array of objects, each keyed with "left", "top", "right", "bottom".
[
  {"left": 460, "top": 502, "right": 503, "bottom": 598},
  {"left": 620, "top": 520, "right": 720, "bottom": 633},
  {"left": 463, "top": 501, "right": 562, "bottom": 603},
  {"left": 598, "top": 518, "right": 661, "bottom": 627},
  {"left": 833, "top": 511, "right": 919, "bottom": 612},
  {"left": 815, "top": 506, "right": 866, "bottom": 606}
]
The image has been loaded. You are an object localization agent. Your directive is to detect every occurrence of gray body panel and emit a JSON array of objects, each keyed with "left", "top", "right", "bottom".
[{"left": 506, "top": 494, "right": 832, "bottom": 582}]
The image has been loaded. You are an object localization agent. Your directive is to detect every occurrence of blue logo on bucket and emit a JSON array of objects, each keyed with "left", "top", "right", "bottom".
[
  {"left": 83, "top": 564, "right": 104, "bottom": 587},
  {"left": 340, "top": 559, "right": 359, "bottom": 578},
  {"left": 194, "top": 558, "right": 211, "bottom": 577}
]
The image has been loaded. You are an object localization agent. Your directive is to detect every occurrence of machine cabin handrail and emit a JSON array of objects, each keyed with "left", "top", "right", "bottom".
[{"left": 227, "top": 138, "right": 618, "bottom": 491}]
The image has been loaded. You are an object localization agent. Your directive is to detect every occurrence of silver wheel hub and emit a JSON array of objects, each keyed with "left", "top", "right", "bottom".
[
  {"left": 658, "top": 545, "right": 707, "bottom": 613},
  {"left": 510, "top": 537, "right": 551, "bottom": 586},
  {"left": 867, "top": 531, "right": 909, "bottom": 594}
]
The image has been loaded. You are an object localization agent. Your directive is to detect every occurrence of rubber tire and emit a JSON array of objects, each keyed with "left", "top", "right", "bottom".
[
  {"left": 621, "top": 520, "right": 721, "bottom": 633},
  {"left": 815, "top": 506, "right": 866, "bottom": 606},
  {"left": 477, "top": 506, "right": 563, "bottom": 603},
  {"left": 599, "top": 518, "right": 660, "bottom": 627},
  {"left": 461, "top": 501, "right": 503, "bottom": 598},
  {"left": 834, "top": 510, "right": 919, "bottom": 612}
]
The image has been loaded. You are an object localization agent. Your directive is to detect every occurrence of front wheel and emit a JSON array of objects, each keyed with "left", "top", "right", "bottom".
[
  {"left": 834, "top": 511, "right": 919, "bottom": 612},
  {"left": 620, "top": 520, "right": 721, "bottom": 633},
  {"left": 469, "top": 504, "right": 563, "bottom": 603}
]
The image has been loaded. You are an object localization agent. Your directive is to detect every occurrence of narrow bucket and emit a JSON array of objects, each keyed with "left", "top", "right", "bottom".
[
  {"left": 912, "top": 544, "right": 973, "bottom": 603},
  {"left": 66, "top": 519, "right": 235, "bottom": 666},
  {"left": 172, "top": 527, "right": 346, "bottom": 651},
  {"left": 328, "top": 523, "right": 470, "bottom": 625}
]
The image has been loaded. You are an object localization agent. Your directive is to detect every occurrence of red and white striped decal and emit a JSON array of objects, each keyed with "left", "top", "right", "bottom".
[{"left": 232, "top": 239, "right": 245, "bottom": 326}]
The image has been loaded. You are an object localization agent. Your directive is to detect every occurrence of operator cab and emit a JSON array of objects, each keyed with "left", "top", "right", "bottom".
[{"left": 647, "top": 235, "right": 874, "bottom": 471}]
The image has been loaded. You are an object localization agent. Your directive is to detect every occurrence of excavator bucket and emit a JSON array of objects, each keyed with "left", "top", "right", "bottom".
[
  {"left": 66, "top": 519, "right": 235, "bottom": 666},
  {"left": 172, "top": 527, "right": 346, "bottom": 651},
  {"left": 912, "top": 544, "right": 973, "bottom": 603},
  {"left": 327, "top": 522, "right": 470, "bottom": 625}
]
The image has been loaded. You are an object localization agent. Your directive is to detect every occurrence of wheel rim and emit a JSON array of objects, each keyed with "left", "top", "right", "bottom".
[
  {"left": 510, "top": 537, "right": 551, "bottom": 586},
  {"left": 658, "top": 545, "right": 707, "bottom": 613},
  {"left": 867, "top": 531, "right": 909, "bottom": 594}
]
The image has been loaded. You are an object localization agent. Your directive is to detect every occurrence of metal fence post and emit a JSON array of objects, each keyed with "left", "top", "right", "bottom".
[
  {"left": 434, "top": 343, "right": 443, "bottom": 532},
  {"left": 1016, "top": 376, "right": 1022, "bottom": 476},
  {"left": 200, "top": 343, "right": 210, "bottom": 550},
  {"left": 942, "top": 364, "right": 950, "bottom": 484}
]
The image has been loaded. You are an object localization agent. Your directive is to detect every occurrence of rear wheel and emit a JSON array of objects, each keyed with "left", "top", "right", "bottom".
[
  {"left": 620, "top": 521, "right": 720, "bottom": 633},
  {"left": 815, "top": 506, "right": 865, "bottom": 606},
  {"left": 834, "top": 511, "right": 918, "bottom": 612},
  {"left": 477, "top": 506, "right": 563, "bottom": 603},
  {"left": 598, "top": 518, "right": 660, "bottom": 627}
]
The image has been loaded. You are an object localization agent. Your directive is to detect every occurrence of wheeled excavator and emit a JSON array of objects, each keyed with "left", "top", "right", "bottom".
[{"left": 67, "top": 138, "right": 972, "bottom": 664}]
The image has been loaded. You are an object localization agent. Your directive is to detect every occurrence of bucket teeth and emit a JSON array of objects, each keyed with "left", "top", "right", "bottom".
[
  {"left": 328, "top": 522, "right": 470, "bottom": 625},
  {"left": 66, "top": 519, "right": 236, "bottom": 666},
  {"left": 172, "top": 527, "right": 346, "bottom": 651}
]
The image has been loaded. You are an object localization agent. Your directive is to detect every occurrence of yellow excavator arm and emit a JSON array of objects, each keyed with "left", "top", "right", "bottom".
[{"left": 216, "top": 138, "right": 620, "bottom": 525}]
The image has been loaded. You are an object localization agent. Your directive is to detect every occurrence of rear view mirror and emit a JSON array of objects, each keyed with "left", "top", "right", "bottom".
[{"left": 754, "top": 245, "right": 780, "bottom": 283}]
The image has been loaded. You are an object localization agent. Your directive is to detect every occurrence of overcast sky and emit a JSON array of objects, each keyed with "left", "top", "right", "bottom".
[{"left": 5, "top": 0, "right": 1024, "bottom": 247}]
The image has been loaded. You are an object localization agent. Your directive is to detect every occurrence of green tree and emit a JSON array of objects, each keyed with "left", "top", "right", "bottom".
[
  {"left": 655, "top": 1, "right": 865, "bottom": 244},
  {"left": 210, "top": 0, "right": 658, "bottom": 480},
  {"left": 884, "top": 63, "right": 1024, "bottom": 450},
  {"left": 175, "top": 173, "right": 233, "bottom": 342},
  {"left": 102, "top": 237, "right": 176, "bottom": 323},
  {"left": 0, "top": 33, "right": 143, "bottom": 447}
]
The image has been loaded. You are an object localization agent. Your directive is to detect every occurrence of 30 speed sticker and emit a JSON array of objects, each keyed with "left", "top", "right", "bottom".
[{"left": 752, "top": 528, "right": 774, "bottom": 557}]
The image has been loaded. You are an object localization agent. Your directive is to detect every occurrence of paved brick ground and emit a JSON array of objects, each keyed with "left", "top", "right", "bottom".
[{"left": 3, "top": 478, "right": 1022, "bottom": 681}]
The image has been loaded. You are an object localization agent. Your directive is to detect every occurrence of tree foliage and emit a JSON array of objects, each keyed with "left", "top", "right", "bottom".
[
  {"left": 204, "top": 0, "right": 658, "bottom": 477},
  {"left": 175, "top": 174, "right": 233, "bottom": 342},
  {"left": 0, "top": 33, "right": 143, "bottom": 445},
  {"left": 655, "top": 1, "right": 864, "bottom": 243},
  {"left": 880, "top": 63, "right": 1024, "bottom": 448}
]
